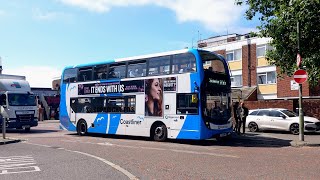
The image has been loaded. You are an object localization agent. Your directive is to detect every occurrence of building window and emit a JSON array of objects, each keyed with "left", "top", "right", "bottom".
[
  {"left": 231, "top": 75, "right": 242, "bottom": 87},
  {"left": 203, "top": 61, "right": 211, "bottom": 66},
  {"left": 257, "top": 71, "right": 276, "bottom": 84},
  {"left": 257, "top": 45, "right": 267, "bottom": 57},
  {"left": 226, "top": 49, "right": 241, "bottom": 61}
]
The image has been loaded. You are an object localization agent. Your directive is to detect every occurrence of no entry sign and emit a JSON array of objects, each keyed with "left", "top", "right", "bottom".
[{"left": 294, "top": 69, "right": 308, "bottom": 84}]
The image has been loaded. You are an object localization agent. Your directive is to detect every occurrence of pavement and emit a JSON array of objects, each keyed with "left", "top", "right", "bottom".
[{"left": 232, "top": 132, "right": 320, "bottom": 147}]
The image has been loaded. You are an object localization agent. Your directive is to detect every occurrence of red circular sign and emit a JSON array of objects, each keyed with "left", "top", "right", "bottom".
[{"left": 294, "top": 69, "right": 308, "bottom": 84}]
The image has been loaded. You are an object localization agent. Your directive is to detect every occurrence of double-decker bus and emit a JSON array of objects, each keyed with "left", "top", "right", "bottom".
[{"left": 59, "top": 49, "right": 232, "bottom": 141}]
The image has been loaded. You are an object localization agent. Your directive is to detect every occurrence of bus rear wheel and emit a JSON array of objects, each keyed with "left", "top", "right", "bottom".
[
  {"left": 152, "top": 123, "right": 167, "bottom": 142},
  {"left": 77, "top": 120, "right": 87, "bottom": 136}
]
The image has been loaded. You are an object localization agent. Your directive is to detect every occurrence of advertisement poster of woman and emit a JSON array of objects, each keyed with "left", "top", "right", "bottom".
[{"left": 145, "top": 78, "right": 163, "bottom": 116}]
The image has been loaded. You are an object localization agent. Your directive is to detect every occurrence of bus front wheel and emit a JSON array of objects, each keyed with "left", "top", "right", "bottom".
[
  {"left": 77, "top": 120, "right": 87, "bottom": 136},
  {"left": 151, "top": 123, "right": 167, "bottom": 142}
]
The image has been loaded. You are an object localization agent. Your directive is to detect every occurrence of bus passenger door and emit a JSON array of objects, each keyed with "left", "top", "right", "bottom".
[{"left": 165, "top": 93, "right": 181, "bottom": 138}]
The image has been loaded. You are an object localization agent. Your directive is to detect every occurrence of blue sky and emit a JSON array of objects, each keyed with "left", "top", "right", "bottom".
[{"left": 0, "top": 0, "right": 258, "bottom": 87}]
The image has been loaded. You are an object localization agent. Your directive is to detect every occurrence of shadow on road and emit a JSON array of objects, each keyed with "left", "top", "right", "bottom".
[
  {"left": 171, "top": 133, "right": 292, "bottom": 148},
  {"left": 2, "top": 129, "right": 60, "bottom": 134},
  {"left": 67, "top": 132, "right": 292, "bottom": 148},
  {"left": 255, "top": 130, "right": 320, "bottom": 136}
]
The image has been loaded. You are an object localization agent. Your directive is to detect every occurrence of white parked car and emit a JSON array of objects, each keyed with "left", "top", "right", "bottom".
[{"left": 246, "top": 108, "right": 320, "bottom": 135}]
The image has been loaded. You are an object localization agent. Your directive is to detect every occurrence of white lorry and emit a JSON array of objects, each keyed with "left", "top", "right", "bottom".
[{"left": 0, "top": 74, "right": 38, "bottom": 132}]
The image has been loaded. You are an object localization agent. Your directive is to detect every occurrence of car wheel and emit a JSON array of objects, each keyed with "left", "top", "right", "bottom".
[
  {"left": 248, "top": 122, "right": 259, "bottom": 132},
  {"left": 77, "top": 120, "right": 87, "bottom": 136},
  {"left": 290, "top": 123, "right": 299, "bottom": 135},
  {"left": 151, "top": 123, "right": 167, "bottom": 142}
]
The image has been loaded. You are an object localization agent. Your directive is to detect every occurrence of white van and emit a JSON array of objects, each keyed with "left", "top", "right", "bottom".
[{"left": 0, "top": 74, "right": 38, "bottom": 132}]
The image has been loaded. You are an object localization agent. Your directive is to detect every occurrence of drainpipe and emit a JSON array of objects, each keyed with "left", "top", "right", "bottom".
[{"left": 247, "top": 39, "right": 251, "bottom": 87}]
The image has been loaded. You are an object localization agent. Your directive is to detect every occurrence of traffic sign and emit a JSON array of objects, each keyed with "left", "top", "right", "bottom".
[
  {"left": 296, "top": 53, "right": 302, "bottom": 67},
  {"left": 294, "top": 69, "right": 308, "bottom": 84}
]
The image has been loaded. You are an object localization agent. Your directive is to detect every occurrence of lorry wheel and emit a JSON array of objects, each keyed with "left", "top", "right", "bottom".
[{"left": 25, "top": 127, "right": 31, "bottom": 132}]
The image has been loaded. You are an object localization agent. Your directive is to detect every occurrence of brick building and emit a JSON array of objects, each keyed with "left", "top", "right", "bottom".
[{"left": 199, "top": 33, "right": 320, "bottom": 119}]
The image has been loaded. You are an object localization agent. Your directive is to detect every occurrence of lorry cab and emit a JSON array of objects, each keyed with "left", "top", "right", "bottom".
[{"left": 0, "top": 75, "right": 38, "bottom": 132}]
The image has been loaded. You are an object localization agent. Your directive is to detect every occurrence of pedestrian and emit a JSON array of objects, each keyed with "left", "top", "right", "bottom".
[
  {"left": 237, "top": 101, "right": 249, "bottom": 134},
  {"left": 233, "top": 102, "right": 240, "bottom": 134}
]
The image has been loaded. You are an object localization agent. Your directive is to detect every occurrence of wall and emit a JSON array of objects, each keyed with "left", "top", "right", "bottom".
[
  {"left": 277, "top": 70, "right": 310, "bottom": 98},
  {"left": 242, "top": 44, "right": 257, "bottom": 87},
  {"left": 245, "top": 99, "right": 320, "bottom": 119},
  {"left": 215, "top": 50, "right": 226, "bottom": 57},
  {"left": 309, "top": 82, "right": 320, "bottom": 96},
  {"left": 245, "top": 100, "right": 294, "bottom": 111},
  {"left": 301, "top": 99, "right": 320, "bottom": 119},
  {"left": 257, "top": 57, "right": 269, "bottom": 67},
  {"left": 258, "top": 84, "right": 277, "bottom": 94}
]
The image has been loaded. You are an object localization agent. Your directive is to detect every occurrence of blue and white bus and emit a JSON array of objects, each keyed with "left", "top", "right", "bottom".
[{"left": 60, "top": 49, "right": 232, "bottom": 141}]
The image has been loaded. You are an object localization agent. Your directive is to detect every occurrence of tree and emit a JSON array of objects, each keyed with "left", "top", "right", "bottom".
[{"left": 236, "top": 0, "right": 320, "bottom": 86}]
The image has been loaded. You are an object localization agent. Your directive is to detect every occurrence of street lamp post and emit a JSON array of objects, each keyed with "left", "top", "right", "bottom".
[{"left": 297, "top": 21, "right": 304, "bottom": 141}]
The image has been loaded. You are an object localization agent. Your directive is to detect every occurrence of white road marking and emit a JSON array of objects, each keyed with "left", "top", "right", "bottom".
[
  {"left": 97, "top": 142, "right": 113, "bottom": 146},
  {"left": 68, "top": 150, "right": 138, "bottom": 180},
  {"left": 24, "top": 142, "right": 139, "bottom": 180},
  {"left": 170, "top": 149, "right": 239, "bottom": 158},
  {"left": 0, "top": 156, "right": 40, "bottom": 175},
  {"left": 62, "top": 140, "right": 239, "bottom": 158}
]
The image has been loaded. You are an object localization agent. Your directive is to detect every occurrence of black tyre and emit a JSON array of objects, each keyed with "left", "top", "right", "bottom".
[
  {"left": 24, "top": 127, "right": 31, "bottom": 132},
  {"left": 290, "top": 123, "right": 299, "bottom": 135},
  {"left": 151, "top": 123, "right": 167, "bottom": 142},
  {"left": 77, "top": 120, "right": 87, "bottom": 136},
  {"left": 248, "top": 122, "right": 259, "bottom": 132}
]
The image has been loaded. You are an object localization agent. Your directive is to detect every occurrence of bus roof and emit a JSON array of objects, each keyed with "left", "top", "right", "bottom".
[
  {"left": 65, "top": 48, "right": 218, "bottom": 69},
  {"left": 115, "top": 49, "right": 190, "bottom": 62}
]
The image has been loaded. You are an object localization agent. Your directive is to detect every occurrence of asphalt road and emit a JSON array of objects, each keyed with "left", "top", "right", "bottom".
[{"left": 2, "top": 120, "right": 320, "bottom": 180}]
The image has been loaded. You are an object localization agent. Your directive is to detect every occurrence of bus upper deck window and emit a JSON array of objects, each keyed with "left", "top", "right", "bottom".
[
  {"left": 63, "top": 68, "right": 78, "bottom": 83},
  {"left": 172, "top": 53, "right": 196, "bottom": 74}
]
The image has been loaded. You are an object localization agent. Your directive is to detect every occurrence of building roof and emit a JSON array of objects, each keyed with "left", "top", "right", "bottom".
[{"left": 231, "top": 86, "right": 257, "bottom": 101}]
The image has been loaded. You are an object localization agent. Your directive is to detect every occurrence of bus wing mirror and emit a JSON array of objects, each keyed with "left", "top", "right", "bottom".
[{"left": 0, "top": 94, "right": 6, "bottom": 106}]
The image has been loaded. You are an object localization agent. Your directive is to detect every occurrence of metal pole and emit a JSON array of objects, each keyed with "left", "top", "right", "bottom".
[
  {"left": 2, "top": 117, "right": 5, "bottom": 139},
  {"left": 297, "top": 21, "right": 304, "bottom": 141}
]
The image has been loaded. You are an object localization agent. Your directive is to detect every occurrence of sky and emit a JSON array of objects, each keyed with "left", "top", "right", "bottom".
[{"left": 0, "top": 0, "right": 259, "bottom": 88}]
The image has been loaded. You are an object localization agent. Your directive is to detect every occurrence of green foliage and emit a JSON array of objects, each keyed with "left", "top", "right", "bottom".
[{"left": 236, "top": 0, "right": 320, "bottom": 86}]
